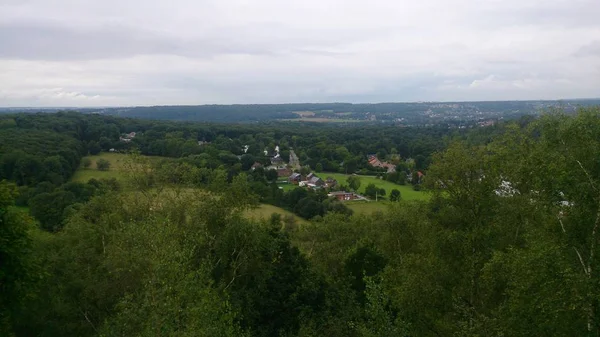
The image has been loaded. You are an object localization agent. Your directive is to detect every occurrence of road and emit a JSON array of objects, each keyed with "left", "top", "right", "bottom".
[{"left": 289, "top": 149, "right": 301, "bottom": 169}]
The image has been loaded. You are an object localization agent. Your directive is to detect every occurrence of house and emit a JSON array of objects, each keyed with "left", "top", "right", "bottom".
[
  {"left": 328, "top": 191, "right": 358, "bottom": 201},
  {"left": 367, "top": 155, "right": 396, "bottom": 173},
  {"left": 308, "top": 175, "right": 325, "bottom": 187},
  {"left": 416, "top": 171, "right": 424, "bottom": 183},
  {"left": 277, "top": 168, "right": 292, "bottom": 177},
  {"left": 198, "top": 140, "right": 210, "bottom": 146},
  {"left": 271, "top": 155, "right": 285, "bottom": 166},
  {"left": 288, "top": 173, "right": 302, "bottom": 184},
  {"left": 325, "top": 177, "right": 337, "bottom": 188},
  {"left": 251, "top": 162, "right": 263, "bottom": 170},
  {"left": 119, "top": 131, "right": 137, "bottom": 143},
  {"left": 382, "top": 163, "right": 396, "bottom": 173}
]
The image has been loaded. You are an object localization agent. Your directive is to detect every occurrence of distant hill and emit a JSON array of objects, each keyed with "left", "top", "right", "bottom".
[{"left": 2, "top": 99, "right": 599, "bottom": 124}]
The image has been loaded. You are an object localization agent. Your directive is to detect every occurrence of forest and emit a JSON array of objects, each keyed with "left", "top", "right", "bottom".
[
  {"left": 2, "top": 107, "right": 600, "bottom": 336},
  {"left": 5, "top": 99, "right": 600, "bottom": 124}
]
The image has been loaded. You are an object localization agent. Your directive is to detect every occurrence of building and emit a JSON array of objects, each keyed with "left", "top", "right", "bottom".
[
  {"left": 325, "top": 177, "right": 337, "bottom": 188},
  {"left": 251, "top": 162, "right": 263, "bottom": 170},
  {"left": 308, "top": 175, "right": 325, "bottom": 187},
  {"left": 277, "top": 168, "right": 292, "bottom": 177},
  {"left": 271, "top": 155, "right": 285, "bottom": 166},
  {"left": 367, "top": 155, "right": 396, "bottom": 173},
  {"left": 288, "top": 173, "right": 302, "bottom": 184},
  {"left": 328, "top": 191, "right": 358, "bottom": 201}
]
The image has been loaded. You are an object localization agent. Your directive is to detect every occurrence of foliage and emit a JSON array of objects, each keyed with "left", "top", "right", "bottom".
[
  {"left": 390, "top": 189, "right": 401, "bottom": 201},
  {"left": 0, "top": 181, "right": 38, "bottom": 335},
  {"left": 3, "top": 107, "right": 600, "bottom": 336},
  {"left": 347, "top": 176, "right": 362, "bottom": 192},
  {"left": 95, "top": 159, "right": 110, "bottom": 171}
]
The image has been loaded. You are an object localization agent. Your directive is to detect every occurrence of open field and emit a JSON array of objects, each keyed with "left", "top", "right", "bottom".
[
  {"left": 277, "top": 181, "right": 296, "bottom": 192},
  {"left": 282, "top": 118, "right": 362, "bottom": 123},
  {"left": 245, "top": 204, "right": 308, "bottom": 225},
  {"left": 71, "top": 152, "right": 168, "bottom": 183},
  {"left": 321, "top": 172, "right": 428, "bottom": 201},
  {"left": 293, "top": 111, "right": 316, "bottom": 117}
]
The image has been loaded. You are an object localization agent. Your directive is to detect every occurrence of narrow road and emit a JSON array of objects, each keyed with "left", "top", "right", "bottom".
[{"left": 289, "top": 149, "right": 301, "bottom": 169}]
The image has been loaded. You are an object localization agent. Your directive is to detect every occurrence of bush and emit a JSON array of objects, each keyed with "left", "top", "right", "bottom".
[
  {"left": 390, "top": 189, "right": 401, "bottom": 202},
  {"left": 96, "top": 159, "right": 111, "bottom": 171},
  {"left": 82, "top": 158, "right": 92, "bottom": 168}
]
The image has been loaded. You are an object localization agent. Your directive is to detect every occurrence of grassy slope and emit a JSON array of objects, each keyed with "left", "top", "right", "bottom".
[
  {"left": 71, "top": 152, "right": 166, "bottom": 183},
  {"left": 245, "top": 204, "right": 308, "bottom": 225},
  {"left": 319, "top": 172, "right": 427, "bottom": 201}
]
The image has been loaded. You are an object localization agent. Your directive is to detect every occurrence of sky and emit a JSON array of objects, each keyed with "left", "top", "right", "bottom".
[{"left": 0, "top": 0, "right": 599, "bottom": 107}]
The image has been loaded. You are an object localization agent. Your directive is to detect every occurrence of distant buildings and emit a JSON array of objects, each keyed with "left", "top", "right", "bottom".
[
  {"left": 367, "top": 155, "right": 396, "bottom": 173},
  {"left": 119, "top": 132, "right": 137, "bottom": 143}
]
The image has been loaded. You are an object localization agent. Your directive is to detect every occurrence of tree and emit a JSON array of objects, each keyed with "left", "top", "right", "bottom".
[
  {"left": 390, "top": 189, "right": 401, "bottom": 202},
  {"left": 364, "top": 184, "right": 385, "bottom": 200},
  {"left": 82, "top": 157, "right": 92, "bottom": 168},
  {"left": 315, "top": 163, "right": 323, "bottom": 172},
  {"left": 0, "top": 181, "right": 38, "bottom": 335},
  {"left": 29, "top": 190, "right": 76, "bottom": 231},
  {"left": 347, "top": 176, "right": 362, "bottom": 192},
  {"left": 240, "top": 154, "right": 255, "bottom": 171},
  {"left": 96, "top": 158, "right": 111, "bottom": 171},
  {"left": 88, "top": 141, "right": 101, "bottom": 155},
  {"left": 265, "top": 169, "right": 278, "bottom": 182}
]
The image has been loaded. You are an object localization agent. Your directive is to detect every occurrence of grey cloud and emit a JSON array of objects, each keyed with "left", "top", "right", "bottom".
[
  {"left": 0, "top": 21, "right": 262, "bottom": 60},
  {"left": 1, "top": 0, "right": 599, "bottom": 106},
  {"left": 0, "top": 20, "right": 390, "bottom": 61},
  {"left": 575, "top": 41, "right": 600, "bottom": 57}
]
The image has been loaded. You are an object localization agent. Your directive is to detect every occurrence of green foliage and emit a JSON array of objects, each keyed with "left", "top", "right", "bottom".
[
  {"left": 3, "top": 107, "right": 600, "bottom": 336},
  {"left": 0, "top": 181, "right": 38, "bottom": 336},
  {"left": 347, "top": 176, "right": 362, "bottom": 192},
  {"left": 95, "top": 159, "right": 110, "bottom": 171},
  {"left": 390, "top": 189, "right": 401, "bottom": 201},
  {"left": 364, "top": 183, "right": 385, "bottom": 199},
  {"left": 82, "top": 158, "right": 92, "bottom": 168}
]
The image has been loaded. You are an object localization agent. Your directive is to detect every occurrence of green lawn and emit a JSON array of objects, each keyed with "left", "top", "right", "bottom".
[
  {"left": 71, "top": 152, "right": 167, "bottom": 183},
  {"left": 245, "top": 204, "right": 308, "bottom": 225},
  {"left": 277, "top": 181, "right": 296, "bottom": 192},
  {"left": 320, "top": 172, "right": 428, "bottom": 201}
]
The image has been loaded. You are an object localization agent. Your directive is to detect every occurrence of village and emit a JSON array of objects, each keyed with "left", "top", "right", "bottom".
[{"left": 247, "top": 144, "right": 422, "bottom": 203}]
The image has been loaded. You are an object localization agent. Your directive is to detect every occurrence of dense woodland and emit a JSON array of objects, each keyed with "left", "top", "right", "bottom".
[
  {"left": 2, "top": 107, "right": 600, "bottom": 336},
  {"left": 5, "top": 99, "right": 599, "bottom": 124}
]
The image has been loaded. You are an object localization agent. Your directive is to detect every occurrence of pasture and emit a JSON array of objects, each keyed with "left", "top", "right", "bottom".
[
  {"left": 320, "top": 173, "right": 428, "bottom": 201},
  {"left": 71, "top": 152, "right": 167, "bottom": 183},
  {"left": 245, "top": 204, "right": 308, "bottom": 225}
]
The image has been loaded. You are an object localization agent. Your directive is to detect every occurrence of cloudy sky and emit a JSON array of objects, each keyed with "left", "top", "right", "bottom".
[{"left": 1, "top": 0, "right": 599, "bottom": 106}]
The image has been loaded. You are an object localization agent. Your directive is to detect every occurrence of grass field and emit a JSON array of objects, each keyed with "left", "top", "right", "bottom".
[
  {"left": 71, "top": 152, "right": 167, "bottom": 183},
  {"left": 320, "top": 172, "right": 428, "bottom": 201},
  {"left": 245, "top": 204, "right": 308, "bottom": 224},
  {"left": 277, "top": 181, "right": 296, "bottom": 192},
  {"left": 282, "top": 118, "right": 361, "bottom": 123}
]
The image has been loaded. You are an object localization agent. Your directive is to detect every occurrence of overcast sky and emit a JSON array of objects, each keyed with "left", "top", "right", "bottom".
[{"left": 1, "top": 0, "right": 599, "bottom": 106}]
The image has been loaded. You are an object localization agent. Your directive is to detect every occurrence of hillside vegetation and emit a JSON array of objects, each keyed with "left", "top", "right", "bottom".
[{"left": 2, "top": 107, "right": 600, "bottom": 336}]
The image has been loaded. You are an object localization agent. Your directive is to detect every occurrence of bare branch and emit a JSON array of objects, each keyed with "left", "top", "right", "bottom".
[
  {"left": 79, "top": 308, "right": 97, "bottom": 332},
  {"left": 573, "top": 247, "right": 589, "bottom": 276},
  {"left": 577, "top": 160, "right": 597, "bottom": 193},
  {"left": 557, "top": 216, "right": 567, "bottom": 234}
]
